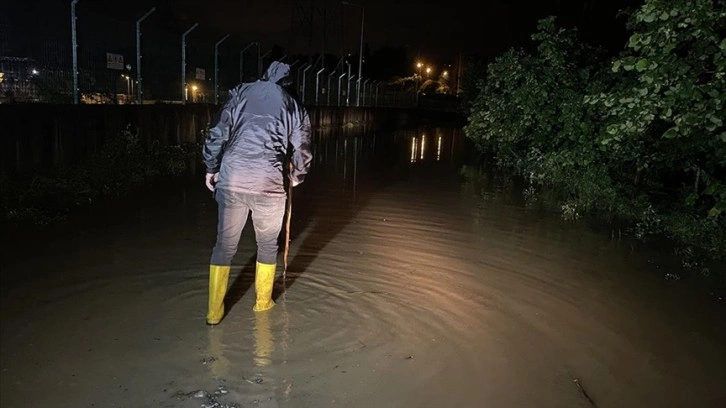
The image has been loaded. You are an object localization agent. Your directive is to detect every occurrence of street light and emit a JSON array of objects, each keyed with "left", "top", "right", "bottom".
[
  {"left": 181, "top": 22, "right": 199, "bottom": 104},
  {"left": 191, "top": 84, "right": 198, "bottom": 103},
  {"left": 342, "top": 0, "right": 364, "bottom": 106},
  {"left": 121, "top": 74, "right": 131, "bottom": 98}
]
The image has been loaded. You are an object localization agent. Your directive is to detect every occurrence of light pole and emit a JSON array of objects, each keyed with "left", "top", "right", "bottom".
[
  {"left": 122, "top": 74, "right": 130, "bottom": 98},
  {"left": 214, "top": 34, "right": 230, "bottom": 104},
  {"left": 181, "top": 23, "right": 199, "bottom": 104},
  {"left": 71, "top": 0, "right": 80, "bottom": 104},
  {"left": 135, "top": 6, "right": 156, "bottom": 104},
  {"left": 347, "top": 75, "right": 356, "bottom": 106},
  {"left": 301, "top": 64, "right": 312, "bottom": 104},
  {"left": 342, "top": 1, "right": 364, "bottom": 106},
  {"left": 415, "top": 61, "right": 423, "bottom": 101}
]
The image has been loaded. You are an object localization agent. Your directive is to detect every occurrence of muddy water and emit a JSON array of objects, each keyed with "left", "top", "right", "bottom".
[{"left": 1, "top": 126, "right": 725, "bottom": 408}]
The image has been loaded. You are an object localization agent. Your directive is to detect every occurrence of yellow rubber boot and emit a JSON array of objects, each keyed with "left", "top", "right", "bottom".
[
  {"left": 207, "top": 265, "right": 231, "bottom": 325},
  {"left": 253, "top": 261, "right": 277, "bottom": 312}
]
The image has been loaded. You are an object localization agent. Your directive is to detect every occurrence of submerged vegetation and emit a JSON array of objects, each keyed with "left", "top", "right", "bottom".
[{"left": 0, "top": 125, "right": 200, "bottom": 225}]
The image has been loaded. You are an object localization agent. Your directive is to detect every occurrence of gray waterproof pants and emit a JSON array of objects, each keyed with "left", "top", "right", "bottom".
[{"left": 210, "top": 189, "right": 286, "bottom": 266}]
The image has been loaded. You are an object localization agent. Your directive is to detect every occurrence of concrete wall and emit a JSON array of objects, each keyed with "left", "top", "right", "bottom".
[{"left": 0, "top": 104, "right": 463, "bottom": 173}]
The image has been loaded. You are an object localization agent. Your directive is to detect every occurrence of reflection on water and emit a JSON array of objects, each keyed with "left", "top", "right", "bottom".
[
  {"left": 253, "top": 311, "right": 274, "bottom": 367},
  {"left": 1, "top": 125, "right": 725, "bottom": 408},
  {"left": 408, "top": 129, "right": 454, "bottom": 164}
]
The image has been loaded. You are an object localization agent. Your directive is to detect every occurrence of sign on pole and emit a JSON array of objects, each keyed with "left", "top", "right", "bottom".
[
  {"left": 106, "top": 53, "right": 124, "bottom": 70},
  {"left": 195, "top": 68, "right": 206, "bottom": 80}
]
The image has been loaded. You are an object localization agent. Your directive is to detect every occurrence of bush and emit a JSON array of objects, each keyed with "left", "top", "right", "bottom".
[
  {"left": 1, "top": 125, "right": 201, "bottom": 224},
  {"left": 464, "top": 1, "right": 726, "bottom": 275}
]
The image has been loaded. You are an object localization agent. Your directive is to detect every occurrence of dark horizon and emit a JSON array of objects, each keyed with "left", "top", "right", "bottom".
[{"left": 3, "top": 0, "right": 644, "bottom": 66}]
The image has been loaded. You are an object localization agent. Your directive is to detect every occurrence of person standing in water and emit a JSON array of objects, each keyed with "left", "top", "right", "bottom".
[{"left": 202, "top": 61, "right": 312, "bottom": 325}]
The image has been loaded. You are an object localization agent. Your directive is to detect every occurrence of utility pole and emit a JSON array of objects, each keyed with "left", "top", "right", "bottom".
[
  {"left": 136, "top": 7, "right": 156, "bottom": 104},
  {"left": 341, "top": 1, "right": 364, "bottom": 106}
]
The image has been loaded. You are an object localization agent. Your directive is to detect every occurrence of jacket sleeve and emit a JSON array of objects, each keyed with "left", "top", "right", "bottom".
[
  {"left": 289, "top": 103, "right": 313, "bottom": 185},
  {"left": 202, "top": 101, "right": 234, "bottom": 174}
]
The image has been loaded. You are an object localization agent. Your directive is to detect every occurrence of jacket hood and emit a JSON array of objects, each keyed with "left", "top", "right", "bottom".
[{"left": 262, "top": 61, "right": 290, "bottom": 84}]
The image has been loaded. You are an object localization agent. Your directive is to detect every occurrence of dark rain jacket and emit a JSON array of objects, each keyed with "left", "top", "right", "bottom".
[{"left": 202, "top": 61, "right": 312, "bottom": 197}]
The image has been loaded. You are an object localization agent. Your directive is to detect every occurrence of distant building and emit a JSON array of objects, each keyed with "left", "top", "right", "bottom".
[{"left": 0, "top": 56, "right": 40, "bottom": 103}]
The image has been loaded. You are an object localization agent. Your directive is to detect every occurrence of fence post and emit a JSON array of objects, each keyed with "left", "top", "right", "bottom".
[
  {"left": 315, "top": 67, "right": 324, "bottom": 105},
  {"left": 362, "top": 79, "right": 370, "bottom": 106},
  {"left": 345, "top": 62, "right": 352, "bottom": 106},
  {"left": 337, "top": 72, "right": 346, "bottom": 106},
  {"left": 375, "top": 81, "right": 380, "bottom": 107},
  {"left": 239, "top": 42, "right": 256, "bottom": 83},
  {"left": 301, "top": 65, "right": 312, "bottom": 105},
  {"left": 347, "top": 75, "right": 356, "bottom": 107},
  {"left": 258, "top": 47, "right": 271, "bottom": 78},
  {"left": 214, "top": 34, "right": 230, "bottom": 104},
  {"left": 327, "top": 71, "right": 334, "bottom": 106}
]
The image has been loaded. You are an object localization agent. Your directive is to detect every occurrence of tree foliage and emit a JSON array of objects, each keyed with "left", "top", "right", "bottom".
[{"left": 464, "top": 0, "right": 726, "bottom": 267}]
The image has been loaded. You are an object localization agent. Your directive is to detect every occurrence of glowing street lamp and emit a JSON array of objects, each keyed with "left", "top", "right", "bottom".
[
  {"left": 191, "top": 84, "right": 199, "bottom": 102},
  {"left": 122, "top": 74, "right": 131, "bottom": 96},
  {"left": 425, "top": 66, "right": 432, "bottom": 77}
]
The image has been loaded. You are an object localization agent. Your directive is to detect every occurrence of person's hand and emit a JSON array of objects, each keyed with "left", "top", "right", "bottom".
[
  {"left": 289, "top": 162, "right": 300, "bottom": 187},
  {"left": 205, "top": 172, "right": 219, "bottom": 192}
]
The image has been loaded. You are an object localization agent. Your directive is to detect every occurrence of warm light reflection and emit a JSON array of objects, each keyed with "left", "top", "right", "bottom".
[
  {"left": 254, "top": 311, "right": 274, "bottom": 367},
  {"left": 437, "top": 136, "right": 442, "bottom": 161},
  {"left": 410, "top": 137, "right": 417, "bottom": 162},
  {"left": 420, "top": 134, "right": 425, "bottom": 160}
]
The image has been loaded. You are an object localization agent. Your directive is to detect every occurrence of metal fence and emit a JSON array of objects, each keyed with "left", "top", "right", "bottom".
[{"left": 0, "top": 6, "right": 416, "bottom": 108}]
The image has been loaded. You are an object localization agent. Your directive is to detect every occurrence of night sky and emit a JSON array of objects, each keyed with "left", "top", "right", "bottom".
[{"left": 4, "top": 0, "right": 643, "bottom": 67}]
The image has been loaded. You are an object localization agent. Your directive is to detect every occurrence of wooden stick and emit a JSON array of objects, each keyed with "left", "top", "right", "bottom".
[{"left": 283, "top": 162, "right": 293, "bottom": 283}]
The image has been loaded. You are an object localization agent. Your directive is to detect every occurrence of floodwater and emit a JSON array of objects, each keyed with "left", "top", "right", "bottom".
[{"left": 1, "top": 126, "right": 725, "bottom": 408}]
